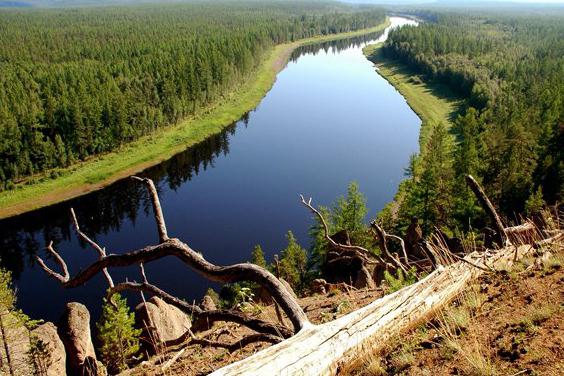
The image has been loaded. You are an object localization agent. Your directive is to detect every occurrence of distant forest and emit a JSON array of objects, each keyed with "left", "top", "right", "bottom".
[
  {"left": 0, "top": 1, "right": 385, "bottom": 188},
  {"left": 381, "top": 11, "right": 563, "bottom": 232}
]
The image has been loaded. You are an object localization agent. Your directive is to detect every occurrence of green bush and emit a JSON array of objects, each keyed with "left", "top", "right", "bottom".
[
  {"left": 383, "top": 267, "right": 419, "bottom": 293},
  {"left": 96, "top": 294, "right": 141, "bottom": 374}
]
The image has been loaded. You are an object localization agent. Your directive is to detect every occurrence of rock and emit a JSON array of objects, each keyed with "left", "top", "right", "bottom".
[
  {"left": 312, "top": 279, "right": 328, "bottom": 295},
  {"left": 59, "top": 302, "right": 97, "bottom": 375},
  {"left": 0, "top": 310, "right": 34, "bottom": 375},
  {"left": 405, "top": 216, "right": 427, "bottom": 259},
  {"left": 200, "top": 295, "right": 216, "bottom": 311},
  {"left": 135, "top": 296, "right": 191, "bottom": 353},
  {"left": 354, "top": 265, "right": 376, "bottom": 289},
  {"left": 31, "top": 322, "right": 66, "bottom": 376}
]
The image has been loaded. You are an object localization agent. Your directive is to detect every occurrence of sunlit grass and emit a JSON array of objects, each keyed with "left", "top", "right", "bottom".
[{"left": 363, "top": 43, "right": 463, "bottom": 146}]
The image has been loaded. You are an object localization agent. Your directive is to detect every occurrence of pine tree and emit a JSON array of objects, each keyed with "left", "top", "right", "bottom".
[
  {"left": 278, "top": 231, "right": 308, "bottom": 291},
  {"left": 0, "top": 267, "right": 36, "bottom": 376},
  {"left": 525, "top": 187, "right": 544, "bottom": 216},
  {"left": 250, "top": 245, "right": 267, "bottom": 268},
  {"left": 96, "top": 294, "right": 141, "bottom": 374},
  {"left": 402, "top": 122, "right": 455, "bottom": 234},
  {"left": 331, "top": 182, "right": 372, "bottom": 247},
  {"left": 332, "top": 182, "right": 368, "bottom": 235}
]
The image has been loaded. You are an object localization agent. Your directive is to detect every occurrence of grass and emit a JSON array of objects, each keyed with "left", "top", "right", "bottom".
[
  {"left": 362, "top": 42, "right": 463, "bottom": 148},
  {"left": 0, "top": 19, "right": 391, "bottom": 220}
]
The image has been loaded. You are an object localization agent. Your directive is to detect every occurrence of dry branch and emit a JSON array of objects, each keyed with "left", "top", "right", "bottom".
[
  {"left": 300, "top": 195, "right": 390, "bottom": 267},
  {"left": 466, "top": 175, "right": 509, "bottom": 247},
  {"left": 70, "top": 208, "right": 114, "bottom": 288},
  {"left": 110, "top": 280, "right": 292, "bottom": 339},
  {"left": 211, "top": 241, "right": 537, "bottom": 375},
  {"left": 369, "top": 221, "right": 408, "bottom": 273},
  {"left": 131, "top": 176, "right": 169, "bottom": 242},
  {"left": 37, "top": 178, "right": 309, "bottom": 338}
]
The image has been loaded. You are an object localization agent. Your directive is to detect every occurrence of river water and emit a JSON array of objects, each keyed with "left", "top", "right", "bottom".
[{"left": 0, "top": 17, "right": 419, "bottom": 321}]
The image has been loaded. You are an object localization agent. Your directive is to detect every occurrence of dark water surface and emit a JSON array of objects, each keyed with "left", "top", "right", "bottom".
[{"left": 1, "top": 17, "right": 419, "bottom": 322}]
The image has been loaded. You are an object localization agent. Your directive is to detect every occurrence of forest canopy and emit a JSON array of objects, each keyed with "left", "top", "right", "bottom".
[
  {"left": 380, "top": 10, "right": 563, "bottom": 232},
  {"left": 0, "top": 1, "right": 385, "bottom": 189}
]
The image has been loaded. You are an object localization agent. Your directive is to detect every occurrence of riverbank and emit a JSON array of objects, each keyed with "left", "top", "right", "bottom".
[
  {"left": 363, "top": 42, "right": 461, "bottom": 146},
  {"left": 362, "top": 41, "right": 463, "bottom": 222},
  {"left": 0, "top": 19, "right": 390, "bottom": 220}
]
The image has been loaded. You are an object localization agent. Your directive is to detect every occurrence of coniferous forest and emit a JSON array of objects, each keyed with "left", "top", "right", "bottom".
[
  {"left": 1, "top": 2, "right": 563, "bottom": 375},
  {"left": 0, "top": 2, "right": 385, "bottom": 189},
  {"left": 380, "top": 11, "right": 563, "bottom": 234}
]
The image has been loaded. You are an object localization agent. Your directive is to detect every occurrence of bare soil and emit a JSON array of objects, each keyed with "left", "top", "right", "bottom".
[{"left": 351, "top": 247, "right": 564, "bottom": 376}]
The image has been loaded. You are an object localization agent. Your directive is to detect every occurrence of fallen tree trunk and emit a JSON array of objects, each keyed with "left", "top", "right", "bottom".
[{"left": 211, "top": 242, "right": 539, "bottom": 376}]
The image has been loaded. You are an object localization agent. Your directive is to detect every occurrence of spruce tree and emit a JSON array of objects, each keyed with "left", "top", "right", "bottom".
[
  {"left": 96, "top": 294, "right": 141, "bottom": 374},
  {"left": 250, "top": 245, "right": 267, "bottom": 268},
  {"left": 278, "top": 231, "right": 308, "bottom": 291}
]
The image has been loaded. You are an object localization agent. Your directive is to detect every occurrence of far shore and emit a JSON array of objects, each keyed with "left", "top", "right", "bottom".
[{"left": 0, "top": 19, "right": 391, "bottom": 220}]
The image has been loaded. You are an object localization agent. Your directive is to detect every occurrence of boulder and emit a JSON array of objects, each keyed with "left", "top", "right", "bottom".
[
  {"left": 200, "top": 295, "right": 217, "bottom": 311},
  {"left": 31, "top": 322, "right": 66, "bottom": 376},
  {"left": 354, "top": 265, "right": 376, "bottom": 289},
  {"left": 59, "top": 302, "right": 97, "bottom": 376},
  {"left": 311, "top": 279, "right": 328, "bottom": 295},
  {"left": 135, "top": 296, "right": 191, "bottom": 353}
]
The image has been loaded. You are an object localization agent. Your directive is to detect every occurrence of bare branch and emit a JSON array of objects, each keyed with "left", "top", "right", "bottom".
[
  {"left": 300, "top": 195, "right": 386, "bottom": 266},
  {"left": 449, "top": 252, "right": 496, "bottom": 273},
  {"left": 109, "top": 280, "right": 292, "bottom": 338},
  {"left": 165, "top": 329, "right": 282, "bottom": 352},
  {"left": 70, "top": 208, "right": 114, "bottom": 288},
  {"left": 533, "top": 231, "right": 564, "bottom": 249},
  {"left": 35, "top": 241, "right": 70, "bottom": 284},
  {"left": 369, "top": 222, "right": 408, "bottom": 273},
  {"left": 140, "top": 263, "right": 148, "bottom": 283},
  {"left": 132, "top": 176, "right": 168, "bottom": 242},
  {"left": 54, "top": 238, "right": 308, "bottom": 333},
  {"left": 386, "top": 234, "right": 409, "bottom": 264},
  {"left": 40, "top": 177, "right": 309, "bottom": 337},
  {"left": 466, "top": 175, "right": 509, "bottom": 247}
]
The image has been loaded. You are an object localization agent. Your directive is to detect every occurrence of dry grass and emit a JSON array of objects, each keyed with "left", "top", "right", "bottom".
[{"left": 350, "top": 227, "right": 563, "bottom": 376}]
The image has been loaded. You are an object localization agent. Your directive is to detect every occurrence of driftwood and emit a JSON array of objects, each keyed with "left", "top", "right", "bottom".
[
  {"left": 36, "top": 172, "right": 560, "bottom": 374},
  {"left": 37, "top": 177, "right": 309, "bottom": 347}
]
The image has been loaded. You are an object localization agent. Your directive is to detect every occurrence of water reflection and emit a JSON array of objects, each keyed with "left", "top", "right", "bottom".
[
  {"left": 0, "top": 120, "right": 238, "bottom": 278},
  {"left": 0, "top": 18, "right": 420, "bottom": 322},
  {"left": 290, "top": 31, "right": 384, "bottom": 62}
]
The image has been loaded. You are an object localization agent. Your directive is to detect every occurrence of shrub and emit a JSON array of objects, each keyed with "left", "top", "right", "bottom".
[
  {"left": 96, "top": 294, "right": 141, "bottom": 374},
  {"left": 383, "top": 267, "right": 418, "bottom": 293}
]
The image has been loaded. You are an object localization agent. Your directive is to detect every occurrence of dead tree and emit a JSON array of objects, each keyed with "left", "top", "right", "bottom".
[
  {"left": 369, "top": 221, "right": 409, "bottom": 274},
  {"left": 37, "top": 177, "right": 309, "bottom": 350},
  {"left": 466, "top": 175, "right": 509, "bottom": 247},
  {"left": 211, "top": 184, "right": 561, "bottom": 375},
  {"left": 300, "top": 195, "right": 395, "bottom": 288}
]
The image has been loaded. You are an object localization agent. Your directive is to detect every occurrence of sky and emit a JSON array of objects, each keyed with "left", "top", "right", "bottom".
[{"left": 360, "top": 0, "right": 564, "bottom": 3}]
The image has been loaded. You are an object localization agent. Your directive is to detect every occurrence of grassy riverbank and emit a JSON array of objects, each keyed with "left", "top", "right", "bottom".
[
  {"left": 0, "top": 19, "right": 390, "bottom": 220},
  {"left": 363, "top": 42, "right": 463, "bottom": 222},
  {"left": 363, "top": 42, "right": 462, "bottom": 146}
]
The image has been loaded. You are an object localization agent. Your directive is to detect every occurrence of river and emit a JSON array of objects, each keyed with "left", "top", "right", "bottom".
[{"left": 0, "top": 17, "right": 419, "bottom": 321}]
